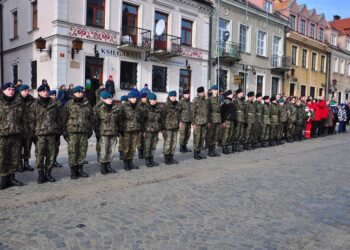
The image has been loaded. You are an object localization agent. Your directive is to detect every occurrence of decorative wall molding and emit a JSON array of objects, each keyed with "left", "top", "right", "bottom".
[{"left": 68, "top": 25, "right": 119, "bottom": 44}]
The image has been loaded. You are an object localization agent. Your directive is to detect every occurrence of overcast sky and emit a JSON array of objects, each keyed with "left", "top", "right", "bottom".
[{"left": 297, "top": 0, "right": 350, "bottom": 21}]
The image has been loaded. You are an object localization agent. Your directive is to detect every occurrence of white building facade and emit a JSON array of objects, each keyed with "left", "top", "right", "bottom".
[{"left": 0, "top": 0, "right": 212, "bottom": 101}]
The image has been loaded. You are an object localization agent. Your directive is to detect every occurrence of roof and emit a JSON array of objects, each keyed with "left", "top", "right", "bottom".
[
  {"left": 329, "top": 18, "right": 350, "bottom": 36},
  {"left": 273, "top": 0, "right": 295, "bottom": 11}
]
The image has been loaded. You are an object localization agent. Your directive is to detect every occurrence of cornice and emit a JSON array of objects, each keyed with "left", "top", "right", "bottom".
[{"left": 154, "top": 0, "right": 213, "bottom": 14}]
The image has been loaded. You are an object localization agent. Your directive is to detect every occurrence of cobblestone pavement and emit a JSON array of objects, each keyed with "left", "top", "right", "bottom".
[{"left": 1, "top": 133, "right": 350, "bottom": 250}]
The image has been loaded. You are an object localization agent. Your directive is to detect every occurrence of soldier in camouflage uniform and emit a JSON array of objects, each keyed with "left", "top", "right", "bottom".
[
  {"left": 220, "top": 90, "right": 236, "bottom": 154},
  {"left": 260, "top": 96, "right": 271, "bottom": 147},
  {"left": 178, "top": 89, "right": 192, "bottom": 153},
  {"left": 63, "top": 86, "right": 93, "bottom": 179},
  {"left": 120, "top": 91, "right": 143, "bottom": 171},
  {"left": 18, "top": 84, "right": 35, "bottom": 172},
  {"left": 207, "top": 85, "right": 221, "bottom": 157},
  {"left": 252, "top": 93, "right": 263, "bottom": 148},
  {"left": 162, "top": 91, "right": 180, "bottom": 165},
  {"left": 0, "top": 83, "right": 26, "bottom": 189},
  {"left": 286, "top": 97, "right": 297, "bottom": 143},
  {"left": 269, "top": 96, "right": 280, "bottom": 146},
  {"left": 191, "top": 87, "right": 208, "bottom": 160},
  {"left": 277, "top": 99, "right": 287, "bottom": 145},
  {"left": 30, "top": 85, "right": 62, "bottom": 184},
  {"left": 93, "top": 91, "right": 119, "bottom": 175},
  {"left": 233, "top": 88, "right": 245, "bottom": 152},
  {"left": 295, "top": 99, "right": 306, "bottom": 141},
  {"left": 137, "top": 93, "right": 148, "bottom": 159},
  {"left": 143, "top": 93, "right": 163, "bottom": 167},
  {"left": 243, "top": 92, "right": 256, "bottom": 150},
  {"left": 118, "top": 95, "right": 128, "bottom": 160}
]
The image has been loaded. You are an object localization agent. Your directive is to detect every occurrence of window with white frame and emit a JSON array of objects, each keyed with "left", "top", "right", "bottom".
[
  {"left": 300, "top": 19, "right": 306, "bottom": 35},
  {"left": 310, "top": 23, "right": 315, "bottom": 39},
  {"left": 331, "top": 34, "right": 338, "bottom": 46},
  {"left": 239, "top": 24, "right": 249, "bottom": 53},
  {"left": 302, "top": 49, "right": 307, "bottom": 68},
  {"left": 219, "top": 18, "right": 229, "bottom": 42},
  {"left": 319, "top": 27, "right": 324, "bottom": 42},
  {"left": 334, "top": 57, "right": 339, "bottom": 73},
  {"left": 312, "top": 52, "right": 317, "bottom": 70},
  {"left": 12, "top": 10, "right": 18, "bottom": 38},
  {"left": 320, "top": 55, "right": 326, "bottom": 73},
  {"left": 257, "top": 30, "right": 266, "bottom": 57},
  {"left": 291, "top": 45, "right": 298, "bottom": 65},
  {"left": 340, "top": 59, "right": 345, "bottom": 74},
  {"left": 289, "top": 15, "right": 296, "bottom": 30},
  {"left": 31, "top": 0, "right": 38, "bottom": 30},
  {"left": 264, "top": 1, "right": 272, "bottom": 13},
  {"left": 346, "top": 40, "right": 350, "bottom": 51}
]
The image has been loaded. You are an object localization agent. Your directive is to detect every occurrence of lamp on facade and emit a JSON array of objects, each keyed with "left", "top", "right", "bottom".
[
  {"left": 94, "top": 44, "right": 99, "bottom": 58},
  {"left": 71, "top": 38, "right": 83, "bottom": 59},
  {"left": 35, "top": 37, "right": 52, "bottom": 58}
]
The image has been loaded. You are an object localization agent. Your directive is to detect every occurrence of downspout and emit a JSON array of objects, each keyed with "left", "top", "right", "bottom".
[
  {"left": 208, "top": 6, "right": 215, "bottom": 88},
  {"left": 326, "top": 51, "right": 332, "bottom": 98},
  {"left": 283, "top": 26, "right": 288, "bottom": 95},
  {"left": 0, "top": 3, "right": 4, "bottom": 85}
]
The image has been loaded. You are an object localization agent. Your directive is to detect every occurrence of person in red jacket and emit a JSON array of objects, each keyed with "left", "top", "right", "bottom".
[
  {"left": 311, "top": 99, "right": 321, "bottom": 138},
  {"left": 318, "top": 97, "right": 328, "bottom": 136},
  {"left": 305, "top": 99, "right": 314, "bottom": 139}
]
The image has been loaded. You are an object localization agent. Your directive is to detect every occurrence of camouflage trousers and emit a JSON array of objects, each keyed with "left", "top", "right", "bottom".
[
  {"left": 207, "top": 123, "right": 221, "bottom": 147},
  {"left": 96, "top": 133, "right": 101, "bottom": 161},
  {"left": 278, "top": 123, "right": 287, "bottom": 140},
  {"left": 295, "top": 125, "right": 304, "bottom": 139},
  {"left": 99, "top": 135, "right": 118, "bottom": 163},
  {"left": 178, "top": 122, "right": 191, "bottom": 146},
  {"left": 260, "top": 124, "right": 270, "bottom": 141},
  {"left": 244, "top": 123, "right": 255, "bottom": 144},
  {"left": 286, "top": 122, "right": 295, "bottom": 139},
  {"left": 144, "top": 132, "right": 159, "bottom": 158},
  {"left": 221, "top": 121, "right": 234, "bottom": 146},
  {"left": 234, "top": 121, "right": 245, "bottom": 143},
  {"left": 21, "top": 135, "right": 33, "bottom": 160},
  {"left": 68, "top": 133, "right": 89, "bottom": 166},
  {"left": 54, "top": 135, "right": 60, "bottom": 161},
  {"left": 137, "top": 132, "right": 144, "bottom": 150},
  {"left": 121, "top": 131, "right": 139, "bottom": 160},
  {"left": 253, "top": 122, "right": 262, "bottom": 144},
  {"left": 163, "top": 129, "right": 178, "bottom": 155},
  {"left": 0, "top": 135, "right": 21, "bottom": 176},
  {"left": 35, "top": 135, "right": 57, "bottom": 171},
  {"left": 193, "top": 124, "right": 206, "bottom": 151},
  {"left": 269, "top": 125, "right": 279, "bottom": 141},
  {"left": 118, "top": 134, "right": 123, "bottom": 152}
]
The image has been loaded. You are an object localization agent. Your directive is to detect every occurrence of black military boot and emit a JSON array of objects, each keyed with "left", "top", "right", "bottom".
[
  {"left": 37, "top": 170, "right": 47, "bottom": 184},
  {"left": 45, "top": 168, "right": 56, "bottom": 182},
  {"left": 193, "top": 151, "right": 201, "bottom": 160},
  {"left": 212, "top": 146, "right": 221, "bottom": 156},
  {"left": 198, "top": 151, "right": 207, "bottom": 159},
  {"left": 138, "top": 149, "right": 144, "bottom": 159},
  {"left": 24, "top": 159, "right": 34, "bottom": 171},
  {"left": 179, "top": 145, "right": 186, "bottom": 153},
  {"left": 222, "top": 146, "right": 230, "bottom": 155},
  {"left": 18, "top": 160, "right": 24, "bottom": 173},
  {"left": 123, "top": 160, "right": 130, "bottom": 171},
  {"left": 128, "top": 160, "right": 139, "bottom": 169},
  {"left": 101, "top": 163, "right": 108, "bottom": 175},
  {"left": 119, "top": 151, "right": 124, "bottom": 160},
  {"left": 184, "top": 145, "right": 192, "bottom": 152},
  {"left": 208, "top": 147, "right": 216, "bottom": 157},
  {"left": 78, "top": 165, "right": 89, "bottom": 178},
  {"left": 164, "top": 155, "right": 172, "bottom": 165},
  {"left": 169, "top": 154, "right": 179, "bottom": 164},
  {"left": 150, "top": 157, "right": 159, "bottom": 166},
  {"left": 83, "top": 160, "right": 89, "bottom": 165},
  {"left": 244, "top": 144, "right": 249, "bottom": 150},
  {"left": 53, "top": 161, "right": 63, "bottom": 168},
  {"left": 0, "top": 175, "right": 10, "bottom": 190},
  {"left": 106, "top": 162, "right": 116, "bottom": 173},
  {"left": 145, "top": 158, "right": 153, "bottom": 167},
  {"left": 70, "top": 166, "right": 78, "bottom": 179},
  {"left": 9, "top": 174, "right": 23, "bottom": 186}
]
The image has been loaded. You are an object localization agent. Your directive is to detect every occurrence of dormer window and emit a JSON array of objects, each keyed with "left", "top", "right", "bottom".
[
  {"left": 331, "top": 34, "right": 338, "bottom": 46},
  {"left": 310, "top": 23, "right": 315, "bottom": 39},
  {"left": 264, "top": 1, "right": 272, "bottom": 13},
  {"left": 300, "top": 19, "right": 306, "bottom": 35}
]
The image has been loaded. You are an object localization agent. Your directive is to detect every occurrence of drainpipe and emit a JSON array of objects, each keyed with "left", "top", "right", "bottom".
[
  {"left": 0, "top": 3, "right": 4, "bottom": 85},
  {"left": 208, "top": 6, "right": 215, "bottom": 88},
  {"left": 326, "top": 51, "right": 332, "bottom": 98}
]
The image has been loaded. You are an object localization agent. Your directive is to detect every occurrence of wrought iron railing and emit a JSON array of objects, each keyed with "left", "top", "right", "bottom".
[
  {"left": 216, "top": 41, "right": 241, "bottom": 60},
  {"left": 154, "top": 34, "right": 181, "bottom": 54},
  {"left": 271, "top": 55, "right": 291, "bottom": 68},
  {"left": 120, "top": 26, "right": 152, "bottom": 49}
]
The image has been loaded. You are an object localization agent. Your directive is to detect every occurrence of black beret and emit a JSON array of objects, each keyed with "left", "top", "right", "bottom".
[
  {"left": 183, "top": 89, "right": 190, "bottom": 95},
  {"left": 263, "top": 95, "right": 270, "bottom": 100},
  {"left": 2, "top": 82, "right": 15, "bottom": 91},
  {"left": 197, "top": 86, "right": 205, "bottom": 93},
  {"left": 256, "top": 92, "right": 262, "bottom": 98},
  {"left": 224, "top": 90, "right": 233, "bottom": 97},
  {"left": 37, "top": 84, "right": 50, "bottom": 92},
  {"left": 235, "top": 88, "right": 243, "bottom": 95},
  {"left": 270, "top": 96, "right": 276, "bottom": 102},
  {"left": 247, "top": 91, "right": 255, "bottom": 97}
]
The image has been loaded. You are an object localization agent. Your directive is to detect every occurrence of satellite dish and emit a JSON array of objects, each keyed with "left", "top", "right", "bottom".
[
  {"left": 223, "top": 31, "right": 230, "bottom": 42},
  {"left": 155, "top": 19, "right": 166, "bottom": 36}
]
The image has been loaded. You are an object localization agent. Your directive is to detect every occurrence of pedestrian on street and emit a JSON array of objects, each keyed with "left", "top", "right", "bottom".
[
  {"left": 338, "top": 103, "right": 347, "bottom": 133},
  {"left": 105, "top": 75, "right": 116, "bottom": 97},
  {"left": 57, "top": 85, "right": 69, "bottom": 107}
]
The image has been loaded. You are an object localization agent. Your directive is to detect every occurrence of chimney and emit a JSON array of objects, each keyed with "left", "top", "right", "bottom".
[{"left": 333, "top": 15, "right": 341, "bottom": 21}]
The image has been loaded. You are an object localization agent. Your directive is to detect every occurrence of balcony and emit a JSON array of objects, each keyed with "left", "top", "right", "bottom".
[
  {"left": 118, "top": 26, "right": 152, "bottom": 52},
  {"left": 214, "top": 41, "right": 241, "bottom": 65},
  {"left": 152, "top": 34, "right": 181, "bottom": 58},
  {"left": 271, "top": 55, "right": 291, "bottom": 72}
]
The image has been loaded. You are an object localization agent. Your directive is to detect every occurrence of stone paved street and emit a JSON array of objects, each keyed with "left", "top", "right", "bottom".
[{"left": 1, "top": 133, "right": 350, "bottom": 250}]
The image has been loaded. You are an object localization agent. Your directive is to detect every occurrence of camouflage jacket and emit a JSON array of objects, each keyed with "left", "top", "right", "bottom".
[
  {"left": 0, "top": 94, "right": 27, "bottom": 137},
  {"left": 63, "top": 98, "right": 93, "bottom": 134},
  {"left": 163, "top": 98, "right": 181, "bottom": 130},
  {"left": 20, "top": 94, "right": 36, "bottom": 136},
  {"left": 235, "top": 98, "right": 246, "bottom": 123},
  {"left": 207, "top": 95, "right": 221, "bottom": 124},
  {"left": 179, "top": 98, "right": 192, "bottom": 123},
  {"left": 279, "top": 105, "right": 288, "bottom": 123},
  {"left": 120, "top": 101, "right": 142, "bottom": 132},
  {"left": 191, "top": 95, "right": 208, "bottom": 125},
  {"left": 143, "top": 104, "right": 163, "bottom": 132},
  {"left": 29, "top": 98, "right": 62, "bottom": 136},
  {"left": 286, "top": 103, "right": 297, "bottom": 123},
  {"left": 254, "top": 101, "right": 263, "bottom": 124},
  {"left": 245, "top": 100, "right": 256, "bottom": 124},
  {"left": 270, "top": 103, "right": 280, "bottom": 126},
  {"left": 296, "top": 105, "right": 306, "bottom": 126},
  {"left": 262, "top": 103, "right": 271, "bottom": 125},
  {"left": 93, "top": 102, "right": 120, "bottom": 136}
]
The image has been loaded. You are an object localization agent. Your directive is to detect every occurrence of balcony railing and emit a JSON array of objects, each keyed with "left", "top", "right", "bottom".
[
  {"left": 271, "top": 55, "right": 291, "bottom": 71},
  {"left": 119, "top": 26, "right": 152, "bottom": 52},
  {"left": 153, "top": 34, "right": 181, "bottom": 58},
  {"left": 215, "top": 41, "right": 241, "bottom": 63}
]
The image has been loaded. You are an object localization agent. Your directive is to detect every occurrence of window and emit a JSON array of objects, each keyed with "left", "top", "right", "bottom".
[
  {"left": 122, "top": 2, "right": 138, "bottom": 45},
  {"left": 302, "top": 49, "right": 307, "bottom": 68},
  {"left": 320, "top": 55, "right": 326, "bottom": 73},
  {"left": 312, "top": 52, "right": 317, "bottom": 71},
  {"left": 264, "top": 1, "right": 272, "bottom": 13},
  {"left": 289, "top": 83, "right": 295, "bottom": 96},
  {"left": 300, "top": 19, "right": 306, "bottom": 35},
  {"left": 319, "top": 27, "right": 324, "bottom": 42},
  {"left": 289, "top": 15, "right": 296, "bottom": 30},
  {"left": 86, "top": 0, "right": 105, "bottom": 28},
  {"left": 338, "top": 92, "right": 342, "bottom": 104},
  {"left": 13, "top": 65, "right": 18, "bottom": 83},
  {"left": 272, "top": 36, "right": 281, "bottom": 55},
  {"left": 238, "top": 72, "right": 246, "bottom": 90},
  {"left": 271, "top": 77, "right": 279, "bottom": 96},
  {"left": 346, "top": 93, "right": 349, "bottom": 101},
  {"left": 31, "top": 61, "right": 37, "bottom": 89},
  {"left": 257, "top": 31, "right": 266, "bottom": 56},
  {"left": 217, "top": 69, "right": 228, "bottom": 91},
  {"left": 334, "top": 58, "right": 339, "bottom": 72},
  {"left": 120, "top": 61, "right": 137, "bottom": 90},
  {"left": 340, "top": 59, "right": 345, "bottom": 74},
  {"left": 310, "top": 86, "right": 315, "bottom": 98},
  {"left": 12, "top": 11, "right": 18, "bottom": 38},
  {"left": 301, "top": 85, "right": 306, "bottom": 97},
  {"left": 239, "top": 24, "right": 248, "bottom": 53},
  {"left": 310, "top": 23, "right": 315, "bottom": 38},
  {"left": 331, "top": 34, "right": 338, "bottom": 46},
  {"left": 152, "top": 66, "right": 167, "bottom": 92},
  {"left": 181, "top": 19, "right": 192, "bottom": 46},
  {"left": 219, "top": 18, "right": 229, "bottom": 42},
  {"left": 32, "top": 1, "right": 38, "bottom": 30},
  {"left": 154, "top": 11, "right": 168, "bottom": 51},
  {"left": 347, "top": 40, "right": 350, "bottom": 51},
  {"left": 179, "top": 69, "right": 191, "bottom": 97},
  {"left": 319, "top": 88, "right": 323, "bottom": 97},
  {"left": 348, "top": 63, "right": 350, "bottom": 76},
  {"left": 291, "top": 45, "right": 297, "bottom": 65},
  {"left": 256, "top": 75, "right": 264, "bottom": 94}
]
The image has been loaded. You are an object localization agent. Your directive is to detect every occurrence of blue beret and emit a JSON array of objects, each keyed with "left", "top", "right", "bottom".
[
  {"left": 128, "top": 90, "right": 138, "bottom": 99},
  {"left": 141, "top": 93, "right": 148, "bottom": 98},
  {"left": 147, "top": 92, "right": 157, "bottom": 100},
  {"left": 100, "top": 91, "right": 112, "bottom": 99},
  {"left": 168, "top": 91, "right": 177, "bottom": 97},
  {"left": 37, "top": 84, "right": 50, "bottom": 92},
  {"left": 19, "top": 84, "right": 30, "bottom": 92},
  {"left": 211, "top": 85, "right": 219, "bottom": 90},
  {"left": 49, "top": 90, "right": 57, "bottom": 96},
  {"left": 2, "top": 82, "right": 15, "bottom": 91},
  {"left": 73, "top": 86, "right": 84, "bottom": 93},
  {"left": 120, "top": 95, "right": 128, "bottom": 102}
]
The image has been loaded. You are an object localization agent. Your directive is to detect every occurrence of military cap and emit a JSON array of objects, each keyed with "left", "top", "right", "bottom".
[
  {"left": 147, "top": 92, "right": 157, "bottom": 100},
  {"left": 256, "top": 92, "right": 262, "bottom": 98},
  {"left": 120, "top": 95, "right": 128, "bottom": 102},
  {"left": 19, "top": 84, "right": 30, "bottom": 92},
  {"left": 211, "top": 85, "right": 219, "bottom": 90},
  {"left": 2, "top": 82, "right": 15, "bottom": 91},
  {"left": 197, "top": 86, "right": 205, "bottom": 93},
  {"left": 37, "top": 84, "right": 50, "bottom": 92},
  {"left": 262, "top": 95, "right": 270, "bottom": 100},
  {"left": 270, "top": 95, "right": 276, "bottom": 102},
  {"left": 49, "top": 90, "right": 57, "bottom": 96},
  {"left": 247, "top": 91, "right": 255, "bottom": 97},
  {"left": 224, "top": 90, "right": 233, "bottom": 97},
  {"left": 141, "top": 93, "right": 148, "bottom": 98},
  {"left": 168, "top": 90, "right": 177, "bottom": 97},
  {"left": 235, "top": 88, "right": 243, "bottom": 95},
  {"left": 73, "top": 86, "right": 84, "bottom": 93},
  {"left": 100, "top": 91, "right": 112, "bottom": 99},
  {"left": 128, "top": 90, "right": 138, "bottom": 99},
  {"left": 183, "top": 89, "right": 190, "bottom": 95}
]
